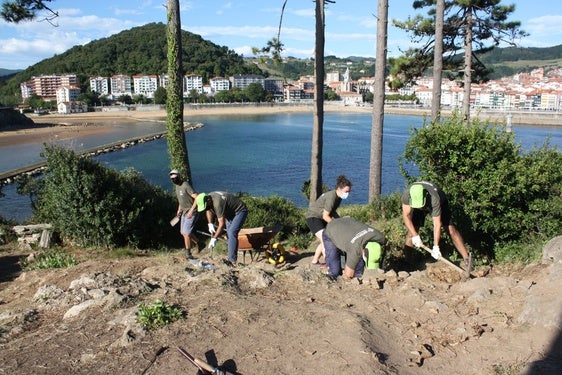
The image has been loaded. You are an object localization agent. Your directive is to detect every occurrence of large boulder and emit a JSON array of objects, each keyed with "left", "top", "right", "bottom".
[{"left": 542, "top": 236, "right": 562, "bottom": 264}]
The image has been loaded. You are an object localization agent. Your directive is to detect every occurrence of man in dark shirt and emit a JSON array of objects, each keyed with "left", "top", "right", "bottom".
[
  {"left": 401, "top": 181, "right": 471, "bottom": 270},
  {"left": 323, "top": 217, "right": 385, "bottom": 279},
  {"left": 197, "top": 191, "right": 248, "bottom": 265},
  {"left": 169, "top": 169, "right": 200, "bottom": 259}
]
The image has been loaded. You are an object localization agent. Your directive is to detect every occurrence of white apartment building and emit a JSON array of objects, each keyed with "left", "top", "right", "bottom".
[
  {"left": 326, "top": 71, "right": 341, "bottom": 84},
  {"left": 57, "top": 101, "right": 88, "bottom": 114},
  {"left": 210, "top": 76, "right": 230, "bottom": 93},
  {"left": 89, "top": 76, "right": 109, "bottom": 96},
  {"left": 56, "top": 86, "right": 81, "bottom": 104},
  {"left": 230, "top": 74, "right": 264, "bottom": 89},
  {"left": 133, "top": 75, "right": 158, "bottom": 99},
  {"left": 159, "top": 74, "right": 169, "bottom": 89},
  {"left": 184, "top": 74, "right": 203, "bottom": 95},
  {"left": 20, "top": 74, "right": 78, "bottom": 100},
  {"left": 264, "top": 77, "right": 284, "bottom": 96},
  {"left": 110, "top": 74, "right": 133, "bottom": 99}
]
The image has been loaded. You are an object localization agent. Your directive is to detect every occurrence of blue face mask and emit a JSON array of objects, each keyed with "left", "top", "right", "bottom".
[{"left": 340, "top": 191, "right": 349, "bottom": 200}]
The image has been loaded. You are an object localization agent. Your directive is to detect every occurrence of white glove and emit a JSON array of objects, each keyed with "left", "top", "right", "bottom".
[
  {"left": 208, "top": 238, "right": 217, "bottom": 249},
  {"left": 431, "top": 245, "right": 442, "bottom": 260},
  {"left": 412, "top": 235, "right": 423, "bottom": 248},
  {"left": 208, "top": 223, "right": 216, "bottom": 235}
]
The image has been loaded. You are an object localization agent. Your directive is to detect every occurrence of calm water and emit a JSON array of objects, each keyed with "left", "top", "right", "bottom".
[{"left": 1, "top": 112, "right": 561, "bottom": 222}]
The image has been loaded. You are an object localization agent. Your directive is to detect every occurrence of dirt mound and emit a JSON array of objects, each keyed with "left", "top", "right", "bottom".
[{"left": 1, "top": 243, "right": 561, "bottom": 375}]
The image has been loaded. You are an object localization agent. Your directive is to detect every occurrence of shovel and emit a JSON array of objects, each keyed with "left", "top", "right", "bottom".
[
  {"left": 420, "top": 244, "right": 469, "bottom": 278},
  {"left": 177, "top": 346, "right": 233, "bottom": 375}
]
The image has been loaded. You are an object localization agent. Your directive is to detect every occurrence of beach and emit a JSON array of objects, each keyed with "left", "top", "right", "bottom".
[{"left": 1, "top": 103, "right": 560, "bottom": 148}]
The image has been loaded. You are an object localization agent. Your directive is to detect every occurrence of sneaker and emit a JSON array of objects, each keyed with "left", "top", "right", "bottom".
[
  {"left": 311, "top": 262, "right": 328, "bottom": 269},
  {"left": 185, "top": 250, "right": 194, "bottom": 260}
]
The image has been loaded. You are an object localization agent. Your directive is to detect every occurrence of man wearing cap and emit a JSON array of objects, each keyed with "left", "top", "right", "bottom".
[
  {"left": 196, "top": 192, "right": 248, "bottom": 265},
  {"left": 401, "top": 181, "right": 471, "bottom": 269},
  {"left": 169, "top": 169, "right": 200, "bottom": 259},
  {"left": 323, "top": 217, "right": 385, "bottom": 279}
]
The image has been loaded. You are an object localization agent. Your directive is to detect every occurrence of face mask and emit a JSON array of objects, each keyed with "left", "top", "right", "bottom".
[
  {"left": 340, "top": 191, "right": 349, "bottom": 200},
  {"left": 171, "top": 177, "right": 182, "bottom": 185}
]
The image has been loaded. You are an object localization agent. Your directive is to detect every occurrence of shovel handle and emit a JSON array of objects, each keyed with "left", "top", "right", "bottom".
[{"left": 420, "top": 244, "right": 465, "bottom": 275}]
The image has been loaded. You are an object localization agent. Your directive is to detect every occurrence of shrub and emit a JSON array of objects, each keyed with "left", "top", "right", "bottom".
[
  {"left": 137, "top": 300, "right": 183, "bottom": 331},
  {"left": 34, "top": 145, "right": 177, "bottom": 250},
  {"left": 21, "top": 249, "right": 78, "bottom": 270},
  {"left": 400, "top": 112, "right": 562, "bottom": 261},
  {"left": 239, "top": 194, "right": 308, "bottom": 241}
]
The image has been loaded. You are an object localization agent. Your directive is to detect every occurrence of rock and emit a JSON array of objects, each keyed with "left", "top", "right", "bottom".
[
  {"left": 542, "top": 235, "right": 562, "bottom": 264},
  {"left": 69, "top": 275, "right": 97, "bottom": 290},
  {"left": 63, "top": 299, "right": 96, "bottom": 319},
  {"left": 518, "top": 263, "right": 562, "bottom": 329}
]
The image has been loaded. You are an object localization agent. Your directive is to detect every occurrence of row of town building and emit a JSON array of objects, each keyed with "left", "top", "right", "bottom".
[{"left": 19, "top": 66, "right": 562, "bottom": 114}]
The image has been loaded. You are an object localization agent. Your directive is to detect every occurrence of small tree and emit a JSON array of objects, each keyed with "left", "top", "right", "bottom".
[
  {"left": 393, "top": 0, "right": 527, "bottom": 124},
  {"left": 400, "top": 113, "right": 562, "bottom": 261}
]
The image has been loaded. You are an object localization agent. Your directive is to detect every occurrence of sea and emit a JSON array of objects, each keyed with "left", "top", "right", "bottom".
[{"left": 1, "top": 112, "right": 561, "bottom": 223}]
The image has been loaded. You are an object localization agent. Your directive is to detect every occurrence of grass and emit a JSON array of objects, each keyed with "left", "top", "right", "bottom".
[
  {"left": 137, "top": 300, "right": 183, "bottom": 331},
  {"left": 20, "top": 248, "right": 78, "bottom": 270}
]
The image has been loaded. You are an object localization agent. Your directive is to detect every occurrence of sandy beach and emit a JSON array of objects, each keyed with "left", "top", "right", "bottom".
[{"left": 1, "top": 103, "right": 559, "bottom": 148}]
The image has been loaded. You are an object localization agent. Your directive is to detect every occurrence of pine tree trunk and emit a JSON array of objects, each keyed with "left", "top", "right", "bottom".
[
  {"left": 431, "top": 0, "right": 445, "bottom": 123},
  {"left": 309, "top": 0, "right": 325, "bottom": 203},
  {"left": 166, "top": 0, "right": 192, "bottom": 182},
  {"left": 369, "top": 0, "right": 388, "bottom": 201},
  {"left": 462, "top": 7, "right": 473, "bottom": 125}
]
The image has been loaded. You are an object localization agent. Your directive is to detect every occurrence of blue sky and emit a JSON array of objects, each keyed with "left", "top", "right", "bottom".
[{"left": 0, "top": 0, "right": 561, "bottom": 70}]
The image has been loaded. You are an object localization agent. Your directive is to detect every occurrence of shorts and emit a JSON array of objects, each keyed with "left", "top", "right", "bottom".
[
  {"left": 180, "top": 212, "right": 198, "bottom": 236},
  {"left": 412, "top": 202, "right": 454, "bottom": 228},
  {"left": 306, "top": 217, "right": 327, "bottom": 235}
]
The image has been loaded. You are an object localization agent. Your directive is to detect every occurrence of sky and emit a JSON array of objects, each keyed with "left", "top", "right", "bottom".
[{"left": 0, "top": 0, "right": 561, "bottom": 70}]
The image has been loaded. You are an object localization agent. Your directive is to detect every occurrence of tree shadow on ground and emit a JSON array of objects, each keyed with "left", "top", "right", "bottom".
[
  {"left": 525, "top": 317, "right": 562, "bottom": 375},
  {"left": 0, "top": 254, "right": 23, "bottom": 284}
]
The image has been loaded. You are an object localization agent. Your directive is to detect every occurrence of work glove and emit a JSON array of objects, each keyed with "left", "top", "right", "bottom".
[
  {"left": 208, "top": 223, "right": 216, "bottom": 235},
  {"left": 431, "top": 245, "right": 442, "bottom": 260},
  {"left": 208, "top": 238, "right": 217, "bottom": 249},
  {"left": 412, "top": 235, "right": 423, "bottom": 248}
]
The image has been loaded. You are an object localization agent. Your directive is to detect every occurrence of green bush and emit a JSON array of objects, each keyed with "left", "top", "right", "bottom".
[
  {"left": 137, "top": 300, "right": 183, "bottom": 331},
  {"left": 33, "top": 145, "right": 177, "bottom": 250},
  {"left": 400, "top": 112, "right": 562, "bottom": 261},
  {"left": 237, "top": 193, "right": 313, "bottom": 250},
  {"left": 21, "top": 249, "right": 78, "bottom": 270},
  {"left": 239, "top": 194, "right": 308, "bottom": 240}
]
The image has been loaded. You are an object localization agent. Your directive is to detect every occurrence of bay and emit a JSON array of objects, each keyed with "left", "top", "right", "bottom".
[{"left": 1, "top": 112, "right": 561, "bottom": 223}]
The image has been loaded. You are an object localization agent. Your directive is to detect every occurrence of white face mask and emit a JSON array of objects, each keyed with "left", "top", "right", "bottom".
[{"left": 340, "top": 191, "right": 349, "bottom": 200}]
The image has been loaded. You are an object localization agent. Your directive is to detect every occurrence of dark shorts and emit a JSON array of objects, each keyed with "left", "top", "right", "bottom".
[
  {"left": 306, "top": 217, "right": 327, "bottom": 234},
  {"left": 412, "top": 201, "right": 454, "bottom": 228}
]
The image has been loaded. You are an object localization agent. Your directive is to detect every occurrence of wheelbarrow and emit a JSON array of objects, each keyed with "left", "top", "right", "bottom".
[{"left": 237, "top": 224, "right": 283, "bottom": 263}]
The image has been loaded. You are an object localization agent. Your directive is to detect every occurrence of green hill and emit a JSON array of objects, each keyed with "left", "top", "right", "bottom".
[{"left": 0, "top": 22, "right": 263, "bottom": 105}]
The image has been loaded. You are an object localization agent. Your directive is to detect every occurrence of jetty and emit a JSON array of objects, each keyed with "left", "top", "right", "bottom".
[{"left": 0, "top": 123, "right": 203, "bottom": 186}]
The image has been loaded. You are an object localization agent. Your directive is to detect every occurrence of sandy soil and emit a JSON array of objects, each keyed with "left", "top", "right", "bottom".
[{"left": 0, "top": 238, "right": 560, "bottom": 375}]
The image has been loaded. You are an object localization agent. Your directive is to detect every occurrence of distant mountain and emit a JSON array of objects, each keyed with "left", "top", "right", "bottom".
[
  {"left": 475, "top": 44, "right": 562, "bottom": 79},
  {"left": 258, "top": 45, "right": 562, "bottom": 81},
  {"left": 0, "top": 68, "right": 22, "bottom": 77},
  {"left": 0, "top": 22, "right": 263, "bottom": 102}
]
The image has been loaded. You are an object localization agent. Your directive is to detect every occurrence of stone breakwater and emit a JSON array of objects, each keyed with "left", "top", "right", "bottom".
[{"left": 0, "top": 122, "right": 203, "bottom": 186}]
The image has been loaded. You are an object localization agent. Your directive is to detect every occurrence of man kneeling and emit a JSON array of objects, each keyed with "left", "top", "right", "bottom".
[{"left": 323, "top": 217, "right": 386, "bottom": 279}]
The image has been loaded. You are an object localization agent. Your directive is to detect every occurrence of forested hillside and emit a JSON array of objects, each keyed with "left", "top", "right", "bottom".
[{"left": 0, "top": 23, "right": 263, "bottom": 103}]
